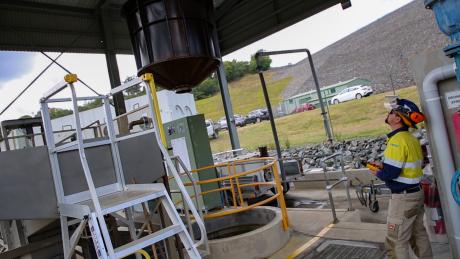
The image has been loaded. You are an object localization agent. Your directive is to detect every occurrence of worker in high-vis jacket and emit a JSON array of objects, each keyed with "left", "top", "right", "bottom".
[{"left": 372, "top": 98, "right": 432, "bottom": 259}]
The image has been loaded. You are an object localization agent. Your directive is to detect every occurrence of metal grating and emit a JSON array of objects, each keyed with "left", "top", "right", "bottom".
[{"left": 301, "top": 241, "right": 385, "bottom": 259}]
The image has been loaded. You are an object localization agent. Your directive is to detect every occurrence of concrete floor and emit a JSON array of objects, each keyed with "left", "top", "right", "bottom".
[{"left": 268, "top": 186, "right": 453, "bottom": 259}]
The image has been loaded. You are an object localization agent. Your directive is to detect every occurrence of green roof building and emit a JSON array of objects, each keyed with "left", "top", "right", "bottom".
[{"left": 280, "top": 78, "right": 371, "bottom": 114}]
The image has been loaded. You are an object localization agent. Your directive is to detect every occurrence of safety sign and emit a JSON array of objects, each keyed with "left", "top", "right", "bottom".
[{"left": 446, "top": 90, "right": 460, "bottom": 110}]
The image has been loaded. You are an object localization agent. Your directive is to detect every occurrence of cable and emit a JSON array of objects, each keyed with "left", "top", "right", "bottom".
[
  {"left": 40, "top": 51, "right": 101, "bottom": 96},
  {"left": 0, "top": 19, "right": 102, "bottom": 116},
  {"left": 451, "top": 169, "right": 460, "bottom": 206},
  {"left": 0, "top": 52, "right": 64, "bottom": 116}
]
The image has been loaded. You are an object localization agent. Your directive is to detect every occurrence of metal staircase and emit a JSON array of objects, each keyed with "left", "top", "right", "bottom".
[{"left": 40, "top": 74, "right": 207, "bottom": 259}]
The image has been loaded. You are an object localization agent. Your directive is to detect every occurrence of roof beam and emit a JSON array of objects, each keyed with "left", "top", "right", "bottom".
[{"left": 0, "top": 0, "right": 95, "bottom": 16}]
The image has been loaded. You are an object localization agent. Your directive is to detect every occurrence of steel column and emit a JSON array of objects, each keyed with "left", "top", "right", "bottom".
[
  {"left": 99, "top": 6, "right": 127, "bottom": 117},
  {"left": 256, "top": 71, "right": 286, "bottom": 189},
  {"left": 212, "top": 23, "right": 241, "bottom": 150}
]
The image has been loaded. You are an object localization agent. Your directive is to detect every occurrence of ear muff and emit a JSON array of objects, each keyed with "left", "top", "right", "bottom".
[
  {"left": 394, "top": 110, "right": 416, "bottom": 128},
  {"left": 410, "top": 111, "right": 425, "bottom": 124}
]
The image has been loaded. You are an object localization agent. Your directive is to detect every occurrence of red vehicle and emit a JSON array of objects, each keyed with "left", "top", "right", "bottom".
[{"left": 294, "top": 103, "right": 315, "bottom": 113}]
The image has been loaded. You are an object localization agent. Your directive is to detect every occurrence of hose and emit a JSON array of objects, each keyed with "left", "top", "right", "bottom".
[
  {"left": 121, "top": 250, "right": 151, "bottom": 259},
  {"left": 451, "top": 169, "right": 460, "bottom": 206},
  {"left": 137, "top": 250, "right": 151, "bottom": 259}
]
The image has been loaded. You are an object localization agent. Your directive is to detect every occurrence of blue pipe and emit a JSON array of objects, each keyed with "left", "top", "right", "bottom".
[
  {"left": 425, "top": 0, "right": 460, "bottom": 84},
  {"left": 452, "top": 169, "right": 460, "bottom": 206}
]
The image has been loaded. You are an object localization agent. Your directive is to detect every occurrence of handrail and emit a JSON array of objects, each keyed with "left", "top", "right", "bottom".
[
  {"left": 55, "top": 120, "right": 102, "bottom": 145},
  {"left": 212, "top": 148, "right": 244, "bottom": 159},
  {"left": 168, "top": 157, "right": 290, "bottom": 230},
  {"left": 142, "top": 74, "right": 208, "bottom": 252},
  {"left": 170, "top": 155, "right": 203, "bottom": 219},
  {"left": 41, "top": 80, "right": 70, "bottom": 102},
  {"left": 41, "top": 74, "right": 205, "bottom": 257},
  {"left": 326, "top": 176, "right": 348, "bottom": 191},
  {"left": 113, "top": 104, "right": 149, "bottom": 121},
  {"left": 321, "top": 151, "right": 353, "bottom": 223}
]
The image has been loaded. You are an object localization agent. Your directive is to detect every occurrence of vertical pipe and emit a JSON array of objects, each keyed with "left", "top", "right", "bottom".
[
  {"left": 306, "top": 50, "right": 333, "bottom": 141},
  {"left": 99, "top": 7, "right": 127, "bottom": 117},
  {"left": 257, "top": 70, "right": 287, "bottom": 190},
  {"left": 340, "top": 154, "right": 353, "bottom": 211},
  {"left": 143, "top": 76, "right": 207, "bottom": 251},
  {"left": 143, "top": 73, "right": 167, "bottom": 146},
  {"left": 422, "top": 63, "right": 460, "bottom": 258},
  {"left": 212, "top": 20, "right": 241, "bottom": 150}
]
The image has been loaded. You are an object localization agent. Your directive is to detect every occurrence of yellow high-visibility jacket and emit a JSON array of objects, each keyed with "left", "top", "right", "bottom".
[{"left": 383, "top": 130, "right": 423, "bottom": 184}]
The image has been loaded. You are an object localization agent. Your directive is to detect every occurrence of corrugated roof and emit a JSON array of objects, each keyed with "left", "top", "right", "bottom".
[{"left": 0, "top": 0, "right": 347, "bottom": 55}]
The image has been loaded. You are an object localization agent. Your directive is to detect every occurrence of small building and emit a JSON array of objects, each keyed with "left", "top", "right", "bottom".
[
  {"left": 50, "top": 90, "right": 196, "bottom": 140},
  {"left": 281, "top": 78, "right": 371, "bottom": 114}
]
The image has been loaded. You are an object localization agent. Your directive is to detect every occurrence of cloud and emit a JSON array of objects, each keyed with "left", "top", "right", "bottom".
[
  {"left": 0, "top": 52, "right": 138, "bottom": 121},
  {"left": 0, "top": 51, "right": 37, "bottom": 84}
]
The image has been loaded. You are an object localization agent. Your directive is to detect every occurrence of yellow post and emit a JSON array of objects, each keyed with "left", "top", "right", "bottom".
[
  {"left": 273, "top": 161, "right": 290, "bottom": 230},
  {"left": 141, "top": 73, "right": 167, "bottom": 146}
]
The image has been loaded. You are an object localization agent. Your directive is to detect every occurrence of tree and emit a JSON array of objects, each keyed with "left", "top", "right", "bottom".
[
  {"left": 249, "top": 52, "right": 272, "bottom": 73},
  {"left": 224, "top": 59, "right": 250, "bottom": 81},
  {"left": 123, "top": 75, "right": 146, "bottom": 98},
  {"left": 47, "top": 108, "right": 73, "bottom": 119},
  {"left": 78, "top": 99, "right": 103, "bottom": 112},
  {"left": 192, "top": 77, "right": 219, "bottom": 100},
  {"left": 192, "top": 55, "right": 272, "bottom": 100}
]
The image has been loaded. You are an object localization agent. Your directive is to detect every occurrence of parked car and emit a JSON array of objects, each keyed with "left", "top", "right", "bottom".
[
  {"left": 293, "top": 103, "right": 315, "bottom": 113},
  {"left": 330, "top": 85, "right": 373, "bottom": 104},
  {"left": 205, "top": 119, "right": 218, "bottom": 139},
  {"left": 234, "top": 114, "right": 246, "bottom": 127},
  {"left": 218, "top": 116, "right": 227, "bottom": 129},
  {"left": 244, "top": 109, "right": 268, "bottom": 124},
  {"left": 217, "top": 115, "right": 246, "bottom": 129}
]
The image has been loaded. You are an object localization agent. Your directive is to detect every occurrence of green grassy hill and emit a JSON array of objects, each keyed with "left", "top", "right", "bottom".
[
  {"left": 196, "top": 72, "right": 292, "bottom": 121},
  {"left": 209, "top": 86, "right": 420, "bottom": 152}
]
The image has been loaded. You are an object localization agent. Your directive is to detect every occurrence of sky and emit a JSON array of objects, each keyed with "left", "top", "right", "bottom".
[{"left": 0, "top": 0, "right": 415, "bottom": 121}]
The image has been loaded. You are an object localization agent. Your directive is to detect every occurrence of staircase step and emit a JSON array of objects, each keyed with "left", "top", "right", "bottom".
[
  {"left": 76, "top": 184, "right": 166, "bottom": 215},
  {"left": 114, "top": 224, "right": 183, "bottom": 258}
]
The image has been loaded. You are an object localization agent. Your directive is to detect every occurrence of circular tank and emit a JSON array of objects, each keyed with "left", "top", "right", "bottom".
[
  {"left": 192, "top": 207, "right": 290, "bottom": 259},
  {"left": 122, "top": 0, "right": 220, "bottom": 93}
]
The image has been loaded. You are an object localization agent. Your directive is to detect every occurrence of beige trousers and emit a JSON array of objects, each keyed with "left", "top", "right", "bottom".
[{"left": 385, "top": 189, "right": 433, "bottom": 259}]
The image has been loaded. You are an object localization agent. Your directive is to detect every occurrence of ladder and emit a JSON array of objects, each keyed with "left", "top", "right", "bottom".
[{"left": 40, "top": 74, "right": 207, "bottom": 259}]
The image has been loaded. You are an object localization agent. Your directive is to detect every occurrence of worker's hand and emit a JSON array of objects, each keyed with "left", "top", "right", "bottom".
[{"left": 366, "top": 162, "right": 382, "bottom": 172}]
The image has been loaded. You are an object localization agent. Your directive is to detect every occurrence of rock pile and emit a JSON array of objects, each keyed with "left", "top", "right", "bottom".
[{"left": 276, "top": 136, "right": 388, "bottom": 169}]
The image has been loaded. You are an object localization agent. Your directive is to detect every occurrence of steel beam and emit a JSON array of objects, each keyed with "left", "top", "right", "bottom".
[
  {"left": 212, "top": 22, "right": 241, "bottom": 151},
  {"left": 99, "top": 6, "right": 127, "bottom": 118}
]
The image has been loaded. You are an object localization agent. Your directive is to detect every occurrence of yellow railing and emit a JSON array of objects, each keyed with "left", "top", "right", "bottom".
[{"left": 170, "top": 157, "right": 290, "bottom": 230}]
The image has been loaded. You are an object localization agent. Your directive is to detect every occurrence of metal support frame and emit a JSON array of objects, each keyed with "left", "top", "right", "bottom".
[
  {"left": 255, "top": 48, "right": 334, "bottom": 190},
  {"left": 212, "top": 20, "right": 241, "bottom": 151},
  {"left": 255, "top": 49, "right": 333, "bottom": 139},
  {"left": 39, "top": 75, "right": 206, "bottom": 258},
  {"left": 143, "top": 74, "right": 209, "bottom": 254},
  {"left": 98, "top": 3, "right": 128, "bottom": 125},
  {"left": 320, "top": 152, "right": 353, "bottom": 223}
]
